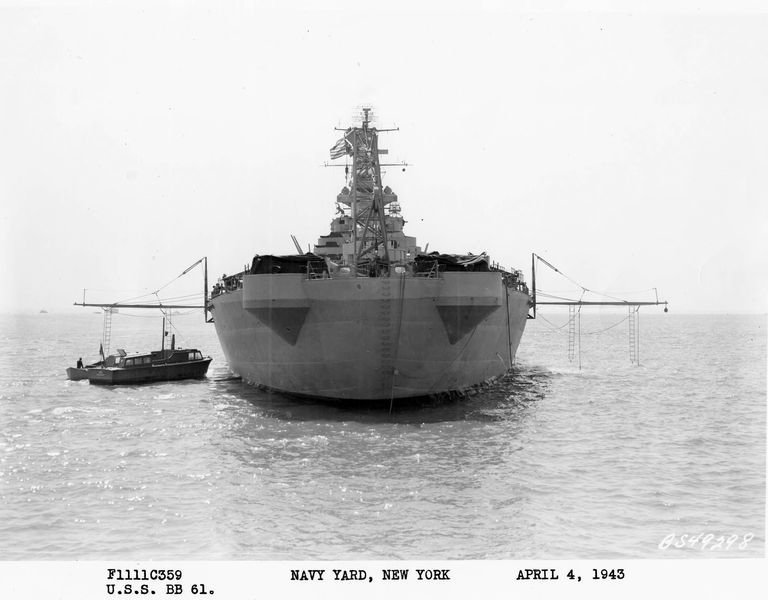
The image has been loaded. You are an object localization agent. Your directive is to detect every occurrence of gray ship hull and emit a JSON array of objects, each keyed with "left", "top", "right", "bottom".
[{"left": 211, "top": 271, "right": 530, "bottom": 401}]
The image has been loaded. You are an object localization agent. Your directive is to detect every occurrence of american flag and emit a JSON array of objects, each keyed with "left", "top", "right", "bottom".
[{"left": 329, "top": 136, "right": 350, "bottom": 159}]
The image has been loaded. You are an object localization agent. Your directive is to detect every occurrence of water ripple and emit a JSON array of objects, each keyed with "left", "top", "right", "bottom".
[{"left": 0, "top": 313, "right": 764, "bottom": 559}]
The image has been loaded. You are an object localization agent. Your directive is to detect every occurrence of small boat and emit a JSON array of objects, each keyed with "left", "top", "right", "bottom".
[
  {"left": 71, "top": 272, "right": 213, "bottom": 386},
  {"left": 66, "top": 347, "right": 212, "bottom": 385}
]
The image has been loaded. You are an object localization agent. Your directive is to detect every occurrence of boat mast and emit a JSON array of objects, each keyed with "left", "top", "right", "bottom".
[{"left": 530, "top": 253, "right": 537, "bottom": 319}]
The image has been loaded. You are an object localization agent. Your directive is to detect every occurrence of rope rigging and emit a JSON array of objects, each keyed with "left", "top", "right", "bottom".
[
  {"left": 112, "top": 259, "right": 206, "bottom": 306},
  {"left": 531, "top": 253, "right": 668, "bottom": 366},
  {"left": 77, "top": 258, "right": 208, "bottom": 312},
  {"left": 75, "top": 258, "right": 210, "bottom": 356},
  {"left": 533, "top": 254, "right": 667, "bottom": 307},
  {"left": 536, "top": 311, "right": 632, "bottom": 336}
]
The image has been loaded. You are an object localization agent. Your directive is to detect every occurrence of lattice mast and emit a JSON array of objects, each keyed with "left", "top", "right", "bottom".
[
  {"left": 330, "top": 107, "right": 405, "bottom": 271},
  {"left": 349, "top": 107, "right": 389, "bottom": 267}
]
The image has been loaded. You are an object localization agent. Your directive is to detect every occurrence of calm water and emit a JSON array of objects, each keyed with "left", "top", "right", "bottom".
[{"left": 0, "top": 311, "right": 764, "bottom": 559}]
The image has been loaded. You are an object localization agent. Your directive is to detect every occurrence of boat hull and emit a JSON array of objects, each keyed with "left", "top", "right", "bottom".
[
  {"left": 211, "top": 272, "right": 530, "bottom": 401},
  {"left": 68, "top": 359, "right": 212, "bottom": 385},
  {"left": 66, "top": 367, "right": 90, "bottom": 381}
]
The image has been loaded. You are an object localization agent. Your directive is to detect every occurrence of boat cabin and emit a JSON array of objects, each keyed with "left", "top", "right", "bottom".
[{"left": 113, "top": 349, "right": 206, "bottom": 368}]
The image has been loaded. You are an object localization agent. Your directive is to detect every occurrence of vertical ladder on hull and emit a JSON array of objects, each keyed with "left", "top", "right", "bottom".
[
  {"left": 102, "top": 308, "right": 113, "bottom": 357},
  {"left": 628, "top": 306, "right": 639, "bottom": 365}
]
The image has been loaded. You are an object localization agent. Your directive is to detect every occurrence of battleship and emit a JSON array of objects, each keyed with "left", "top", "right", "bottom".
[{"left": 208, "top": 109, "right": 532, "bottom": 402}]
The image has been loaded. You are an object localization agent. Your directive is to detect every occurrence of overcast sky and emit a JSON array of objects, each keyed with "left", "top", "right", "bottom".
[{"left": 1, "top": 1, "right": 766, "bottom": 314}]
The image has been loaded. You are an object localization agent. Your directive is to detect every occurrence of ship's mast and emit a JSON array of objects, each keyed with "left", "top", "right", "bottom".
[
  {"left": 330, "top": 107, "right": 404, "bottom": 274},
  {"left": 350, "top": 132, "right": 358, "bottom": 264},
  {"left": 351, "top": 107, "right": 390, "bottom": 270}
]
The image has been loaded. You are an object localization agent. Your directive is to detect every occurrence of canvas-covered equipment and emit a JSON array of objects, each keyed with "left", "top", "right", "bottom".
[
  {"left": 250, "top": 253, "right": 329, "bottom": 276},
  {"left": 414, "top": 252, "right": 491, "bottom": 274}
]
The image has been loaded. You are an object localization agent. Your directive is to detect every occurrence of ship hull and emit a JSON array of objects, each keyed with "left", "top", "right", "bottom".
[{"left": 211, "top": 272, "right": 529, "bottom": 401}]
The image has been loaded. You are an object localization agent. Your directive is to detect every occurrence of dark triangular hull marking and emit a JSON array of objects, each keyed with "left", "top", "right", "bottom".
[
  {"left": 250, "top": 307, "right": 309, "bottom": 345},
  {"left": 436, "top": 305, "right": 499, "bottom": 345}
]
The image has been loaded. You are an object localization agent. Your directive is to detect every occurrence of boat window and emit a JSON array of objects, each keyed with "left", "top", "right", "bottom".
[
  {"left": 142, "top": 357, "right": 151, "bottom": 364},
  {"left": 188, "top": 352, "right": 195, "bottom": 361},
  {"left": 125, "top": 358, "right": 135, "bottom": 367}
]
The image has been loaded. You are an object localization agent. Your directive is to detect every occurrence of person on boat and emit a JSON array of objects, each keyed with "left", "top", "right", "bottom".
[{"left": 76, "top": 357, "right": 84, "bottom": 368}]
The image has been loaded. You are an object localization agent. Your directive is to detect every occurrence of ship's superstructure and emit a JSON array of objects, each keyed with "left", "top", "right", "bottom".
[
  {"left": 313, "top": 190, "right": 418, "bottom": 266},
  {"left": 209, "top": 109, "right": 532, "bottom": 402}
]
